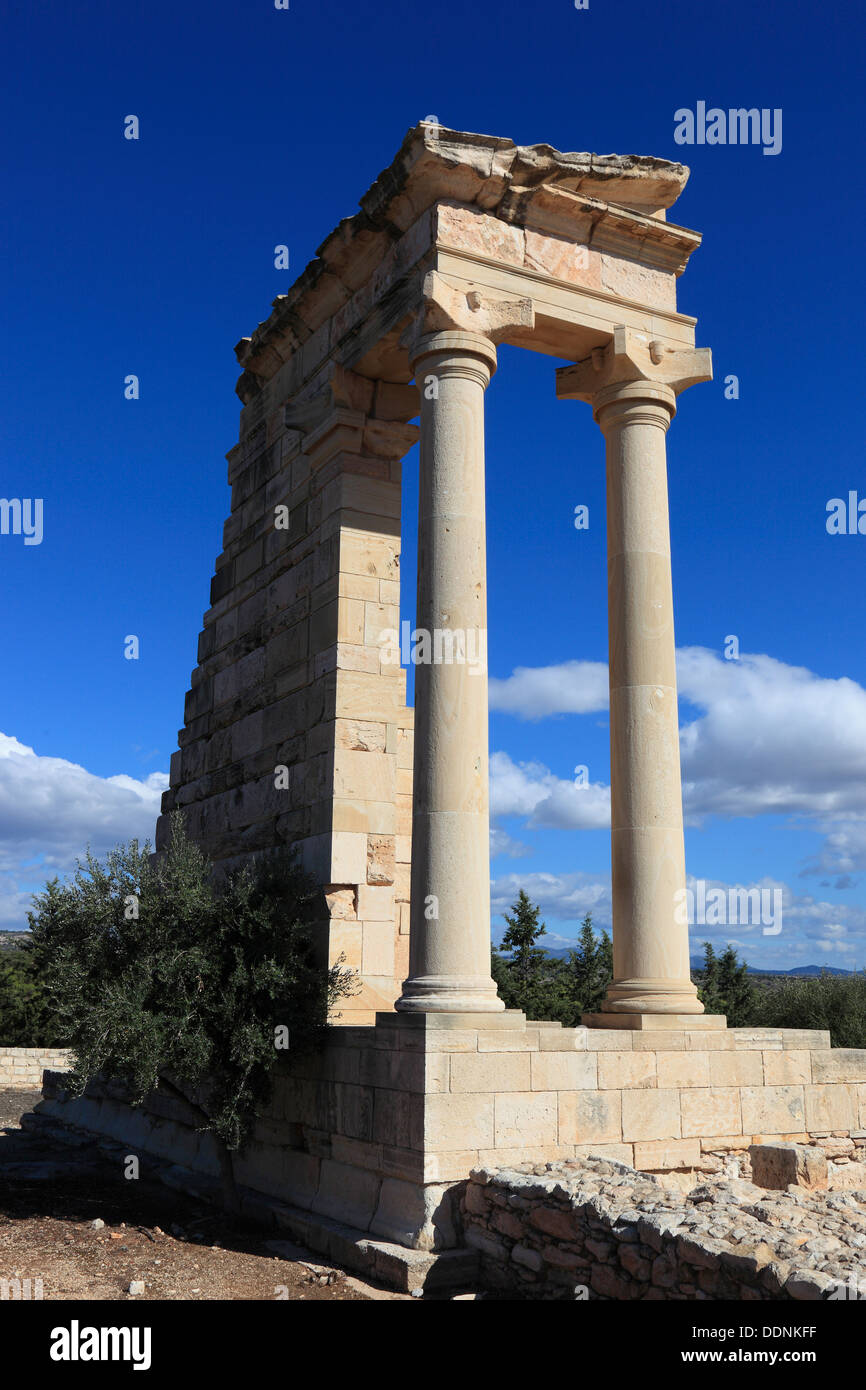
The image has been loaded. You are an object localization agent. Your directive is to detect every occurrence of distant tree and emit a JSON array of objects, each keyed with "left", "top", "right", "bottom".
[
  {"left": 695, "top": 941, "right": 755, "bottom": 1025},
  {"left": 695, "top": 941, "right": 720, "bottom": 1013},
  {"left": 596, "top": 930, "right": 614, "bottom": 1000},
  {"left": 492, "top": 899, "right": 613, "bottom": 1026},
  {"left": 715, "top": 944, "right": 756, "bottom": 1026},
  {"left": 562, "top": 913, "right": 613, "bottom": 1017},
  {"left": 498, "top": 889, "right": 548, "bottom": 982},
  {"left": 492, "top": 889, "right": 557, "bottom": 1019},
  {"left": 27, "top": 813, "right": 356, "bottom": 1209},
  {"left": 750, "top": 970, "right": 866, "bottom": 1048},
  {"left": 0, "top": 947, "right": 59, "bottom": 1046}
]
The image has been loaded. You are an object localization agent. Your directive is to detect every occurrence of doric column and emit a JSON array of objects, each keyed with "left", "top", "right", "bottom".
[
  {"left": 557, "top": 327, "right": 713, "bottom": 1023},
  {"left": 396, "top": 275, "right": 533, "bottom": 1013}
]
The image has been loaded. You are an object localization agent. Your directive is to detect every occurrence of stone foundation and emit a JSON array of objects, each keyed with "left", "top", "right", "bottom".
[{"left": 32, "top": 1015, "right": 866, "bottom": 1287}]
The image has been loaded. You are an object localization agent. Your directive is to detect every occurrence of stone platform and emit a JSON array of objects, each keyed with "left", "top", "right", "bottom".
[
  {"left": 34, "top": 1011, "right": 866, "bottom": 1284},
  {"left": 355, "top": 1013, "right": 866, "bottom": 1181}
]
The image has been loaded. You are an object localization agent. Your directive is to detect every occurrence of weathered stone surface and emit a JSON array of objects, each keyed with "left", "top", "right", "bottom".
[
  {"left": 530, "top": 1052, "right": 597, "bottom": 1091},
  {"left": 494, "top": 1093, "right": 558, "bottom": 1148},
  {"left": 810, "top": 1050, "right": 866, "bottom": 1083},
  {"left": 621, "top": 1089, "right": 681, "bottom": 1143},
  {"left": 749, "top": 1143, "right": 828, "bottom": 1192},
  {"left": 634, "top": 1139, "right": 701, "bottom": 1171},
  {"left": 804, "top": 1083, "right": 858, "bottom": 1132},
  {"left": 459, "top": 1154, "right": 866, "bottom": 1300},
  {"left": 0, "top": 1048, "right": 72, "bottom": 1090},
  {"left": 559, "top": 1089, "right": 623, "bottom": 1144},
  {"left": 598, "top": 1051, "right": 656, "bottom": 1090},
  {"left": 740, "top": 1085, "right": 806, "bottom": 1135},
  {"left": 450, "top": 1053, "right": 530, "bottom": 1094},
  {"left": 681, "top": 1087, "right": 742, "bottom": 1139}
]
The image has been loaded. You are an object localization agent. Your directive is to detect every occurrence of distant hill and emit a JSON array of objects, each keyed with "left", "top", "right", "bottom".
[
  {"left": 516, "top": 944, "right": 857, "bottom": 978},
  {"left": 0, "top": 931, "right": 30, "bottom": 953},
  {"left": 688, "top": 956, "right": 855, "bottom": 978},
  {"left": 747, "top": 964, "right": 854, "bottom": 978}
]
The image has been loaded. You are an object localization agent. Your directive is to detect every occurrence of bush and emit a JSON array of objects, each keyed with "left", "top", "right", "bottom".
[
  {"left": 0, "top": 946, "right": 60, "bottom": 1046},
  {"left": 748, "top": 971, "right": 866, "bottom": 1048},
  {"left": 27, "top": 813, "right": 356, "bottom": 1200}
]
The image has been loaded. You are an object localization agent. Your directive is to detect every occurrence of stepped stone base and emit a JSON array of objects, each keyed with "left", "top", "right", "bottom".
[{"left": 34, "top": 1014, "right": 866, "bottom": 1289}]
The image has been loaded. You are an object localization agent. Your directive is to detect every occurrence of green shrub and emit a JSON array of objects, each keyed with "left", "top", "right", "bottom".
[
  {"left": 748, "top": 971, "right": 866, "bottom": 1048},
  {"left": 0, "top": 946, "right": 59, "bottom": 1046},
  {"left": 27, "top": 813, "right": 356, "bottom": 1201}
]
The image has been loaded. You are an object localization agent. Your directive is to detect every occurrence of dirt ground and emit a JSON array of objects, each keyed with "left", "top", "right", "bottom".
[{"left": 0, "top": 1090, "right": 413, "bottom": 1302}]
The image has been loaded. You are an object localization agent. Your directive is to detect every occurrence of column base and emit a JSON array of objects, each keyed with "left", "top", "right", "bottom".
[
  {"left": 394, "top": 975, "right": 505, "bottom": 1014},
  {"left": 582, "top": 1012, "right": 728, "bottom": 1031},
  {"left": 600, "top": 978, "right": 705, "bottom": 1015}
]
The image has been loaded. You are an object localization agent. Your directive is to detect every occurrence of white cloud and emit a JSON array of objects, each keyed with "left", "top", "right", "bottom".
[
  {"left": 487, "top": 650, "right": 866, "bottom": 877},
  {"left": 490, "top": 864, "right": 866, "bottom": 967},
  {"left": 799, "top": 817, "right": 866, "bottom": 880},
  {"left": 0, "top": 733, "right": 168, "bottom": 930},
  {"left": 489, "top": 660, "right": 608, "bottom": 720},
  {"left": 677, "top": 648, "right": 866, "bottom": 820},
  {"left": 490, "top": 751, "right": 610, "bottom": 831},
  {"left": 489, "top": 825, "right": 532, "bottom": 859},
  {"left": 491, "top": 870, "right": 611, "bottom": 929}
]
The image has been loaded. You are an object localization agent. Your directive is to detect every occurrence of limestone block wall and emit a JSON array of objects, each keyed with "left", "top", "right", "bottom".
[
  {"left": 0, "top": 1047, "right": 71, "bottom": 1089},
  {"left": 409, "top": 1020, "right": 866, "bottom": 1179},
  {"left": 35, "top": 1033, "right": 451, "bottom": 1253},
  {"left": 155, "top": 375, "right": 418, "bottom": 1024}
]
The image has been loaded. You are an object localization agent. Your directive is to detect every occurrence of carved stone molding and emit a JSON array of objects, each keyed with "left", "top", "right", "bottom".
[{"left": 556, "top": 324, "right": 712, "bottom": 414}]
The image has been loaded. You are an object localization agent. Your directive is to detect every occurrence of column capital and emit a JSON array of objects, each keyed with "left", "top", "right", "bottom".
[
  {"left": 555, "top": 324, "right": 712, "bottom": 421},
  {"left": 403, "top": 270, "right": 533, "bottom": 373},
  {"left": 410, "top": 330, "right": 498, "bottom": 389}
]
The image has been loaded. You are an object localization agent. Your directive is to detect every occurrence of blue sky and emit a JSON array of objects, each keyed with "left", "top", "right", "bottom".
[{"left": 2, "top": 0, "right": 864, "bottom": 969}]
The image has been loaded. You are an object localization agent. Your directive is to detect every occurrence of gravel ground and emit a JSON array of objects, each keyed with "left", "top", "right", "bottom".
[{"left": 0, "top": 1089, "right": 409, "bottom": 1302}]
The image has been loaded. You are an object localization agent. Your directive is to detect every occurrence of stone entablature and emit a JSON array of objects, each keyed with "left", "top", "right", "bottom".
[{"left": 234, "top": 127, "right": 699, "bottom": 410}]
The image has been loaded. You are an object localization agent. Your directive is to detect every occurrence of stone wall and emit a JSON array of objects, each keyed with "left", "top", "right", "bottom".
[
  {"left": 0, "top": 1048, "right": 71, "bottom": 1090},
  {"left": 460, "top": 1157, "right": 866, "bottom": 1300},
  {"left": 34, "top": 1054, "right": 866, "bottom": 1298},
  {"left": 155, "top": 372, "right": 418, "bottom": 1025},
  {"left": 377, "top": 1017, "right": 866, "bottom": 1181},
  {"left": 35, "top": 1026, "right": 457, "bottom": 1254}
]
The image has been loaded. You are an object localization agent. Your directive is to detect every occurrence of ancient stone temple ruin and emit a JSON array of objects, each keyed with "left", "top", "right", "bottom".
[
  {"left": 156, "top": 121, "right": 714, "bottom": 1028},
  {"left": 41, "top": 125, "right": 866, "bottom": 1290}
]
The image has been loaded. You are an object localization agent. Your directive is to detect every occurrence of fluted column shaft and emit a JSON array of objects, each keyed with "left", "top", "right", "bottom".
[{"left": 395, "top": 330, "right": 503, "bottom": 1013}]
